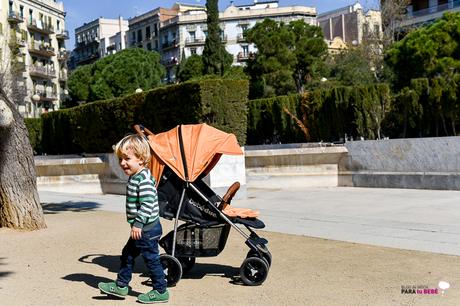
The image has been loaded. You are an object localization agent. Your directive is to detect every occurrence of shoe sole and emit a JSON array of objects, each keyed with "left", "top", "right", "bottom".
[
  {"left": 137, "top": 299, "right": 169, "bottom": 304},
  {"left": 98, "top": 286, "right": 127, "bottom": 298}
]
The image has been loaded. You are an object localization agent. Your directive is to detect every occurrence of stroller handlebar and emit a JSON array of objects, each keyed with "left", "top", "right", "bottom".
[{"left": 134, "top": 124, "right": 154, "bottom": 139}]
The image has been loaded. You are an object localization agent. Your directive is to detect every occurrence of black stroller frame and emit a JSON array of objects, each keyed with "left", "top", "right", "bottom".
[{"left": 153, "top": 125, "right": 272, "bottom": 286}]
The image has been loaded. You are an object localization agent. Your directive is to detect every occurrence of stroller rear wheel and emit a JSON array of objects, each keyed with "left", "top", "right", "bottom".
[
  {"left": 178, "top": 256, "right": 196, "bottom": 273},
  {"left": 160, "top": 254, "right": 182, "bottom": 286},
  {"left": 240, "top": 257, "right": 269, "bottom": 286}
]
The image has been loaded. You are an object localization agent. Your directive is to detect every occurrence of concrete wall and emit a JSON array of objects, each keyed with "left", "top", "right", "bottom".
[
  {"left": 35, "top": 151, "right": 247, "bottom": 198},
  {"left": 339, "top": 137, "right": 460, "bottom": 190},
  {"left": 245, "top": 144, "right": 348, "bottom": 188}
]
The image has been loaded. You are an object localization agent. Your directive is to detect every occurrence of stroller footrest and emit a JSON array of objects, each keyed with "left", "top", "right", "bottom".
[{"left": 231, "top": 217, "right": 265, "bottom": 229}]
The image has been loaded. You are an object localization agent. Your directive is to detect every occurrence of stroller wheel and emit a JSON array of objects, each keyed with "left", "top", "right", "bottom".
[
  {"left": 178, "top": 256, "right": 196, "bottom": 273},
  {"left": 240, "top": 257, "right": 269, "bottom": 286},
  {"left": 247, "top": 248, "right": 272, "bottom": 268},
  {"left": 160, "top": 254, "right": 182, "bottom": 287}
]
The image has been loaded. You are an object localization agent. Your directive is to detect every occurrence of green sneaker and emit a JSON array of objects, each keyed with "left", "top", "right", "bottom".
[
  {"left": 98, "top": 281, "right": 128, "bottom": 298},
  {"left": 137, "top": 289, "right": 169, "bottom": 303}
]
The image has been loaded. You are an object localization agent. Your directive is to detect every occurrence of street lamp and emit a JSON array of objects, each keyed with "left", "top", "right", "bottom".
[
  {"left": 135, "top": 88, "right": 143, "bottom": 93},
  {"left": 32, "top": 94, "right": 40, "bottom": 118}
]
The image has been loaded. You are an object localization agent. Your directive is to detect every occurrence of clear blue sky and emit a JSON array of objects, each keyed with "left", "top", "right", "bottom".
[{"left": 63, "top": 0, "right": 379, "bottom": 49}]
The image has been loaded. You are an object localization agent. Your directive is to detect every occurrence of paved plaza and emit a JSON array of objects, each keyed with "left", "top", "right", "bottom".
[{"left": 0, "top": 185, "right": 459, "bottom": 305}]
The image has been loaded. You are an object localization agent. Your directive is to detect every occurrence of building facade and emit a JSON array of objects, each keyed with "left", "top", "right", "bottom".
[
  {"left": 1, "top": 0, "right": 69, "bottom": 118},
  {"left": 318, "top": 2, "right": 381, "bottom": 51},
  {"left": 126, "top": 1, "right": 316, "bottom": 82},
  {"left": 401, "top": 0, "right": 460, "bottom": 27},
  {"left": 72, "top": 17, "right": 128, "bottom": 67}
]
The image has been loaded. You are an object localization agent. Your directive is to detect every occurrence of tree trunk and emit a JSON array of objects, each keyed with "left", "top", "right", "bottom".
[{"left": 0, "top": 94, "right": 46, "bottom": 230}]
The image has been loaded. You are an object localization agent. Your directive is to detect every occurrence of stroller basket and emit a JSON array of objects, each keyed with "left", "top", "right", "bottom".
[{"left": 160, "top": 223, "right": 231, "bottom": 257}]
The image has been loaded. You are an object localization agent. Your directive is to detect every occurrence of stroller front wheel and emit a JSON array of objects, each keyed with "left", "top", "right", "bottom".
[
  {"left": 160, "top": 254, "right": 183, "bottom": 286},
  {"left": 240, "top": 257, "right": 269, "bottom": 286}
]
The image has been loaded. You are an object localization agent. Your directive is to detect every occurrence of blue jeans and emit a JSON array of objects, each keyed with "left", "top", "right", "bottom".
[{"left": 116, "top": 221, "right": 167, "bottom": 293}]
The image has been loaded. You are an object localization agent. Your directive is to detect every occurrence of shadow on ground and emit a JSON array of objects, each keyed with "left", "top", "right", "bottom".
[
  {"left": 0, "top": 258, "right": 13, "bottom": 280},
  {"left": 41, "top": 201, "right": 101, "bottom": 214},
  {"left": 76, "top": 254, "right": 241, "bottom": 286}
]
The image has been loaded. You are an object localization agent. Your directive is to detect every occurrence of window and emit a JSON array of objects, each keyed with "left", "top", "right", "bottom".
[
  {"left": 131, "top": 31, "right": 135, "bottom": 43},
  {"left": 190, "top": 48, "right": 196, "bottom": 55},
  {"left": 203, "top": 30, "right": 208, "bottom": 38},
  {"left": 154, "top": 24, "right": 158, "bottom": 37},
  {"left": 374, "top": 24, "right": 380, "bottom": 36},
  {"left": 57, "top": 20, "right": 60, "bottom": 31},
  {"left": 20, "top": 5, "right": 24, "bottom": 17},
  {"left": 29, "top": 9, "right": 33, "bottom": 24},
  {"left": 147, "top": 42, "right": 152, "bottom": 50},
  {"left": 146, "top": 26, "right": 151, "bottom": 39},
  {"left": 242, "top": 45, "right": 249, "bottom": 57},
  {"left": 189, "top": 31, "right": 196, "bottom": 42},
  {"left": 137, "top": 29, "right": 142, "bottom": 42},
  {"left": 9, "top": 1, "right": 13, "bottom": 13}
]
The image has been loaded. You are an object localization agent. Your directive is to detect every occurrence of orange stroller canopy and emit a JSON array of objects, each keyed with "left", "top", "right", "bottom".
[{"left": 135, "top": 124, "right": 243, "bottom": 183}]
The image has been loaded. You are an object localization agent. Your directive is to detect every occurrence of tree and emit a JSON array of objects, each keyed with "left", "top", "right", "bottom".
[
  {"left": 176, "top": 54, "right": 204, "bottom": 82},
  {"left": 327, "top": 44, "right": 378, "bottom": 86},
  {"left": 67, "top": 64, "right": 91, "bottom": 104},
  {"left": 0, "top": 47, "right": 46, "bottom": 230},
  {"left": 246, "top": 19, "right": 327, "bottom": 98},
  {"left": 380, "top": 0, "right": 411, "bottom": 49},
  {"left": 68, "top": 48, "right": 165, "bottom": 103},
  {"left": 202, "top": 0, "right": 233, "bottom": 75},
  {"left": 288, "top": 20, "right": 328, "bottom": 92},
  {"left": 385, "top": 13, "right": 460, "bottom": 136}
]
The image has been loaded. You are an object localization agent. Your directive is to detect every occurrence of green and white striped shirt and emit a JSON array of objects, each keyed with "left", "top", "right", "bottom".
[{"left": 126, "top": 168, "right": 159, "bottom": 229}]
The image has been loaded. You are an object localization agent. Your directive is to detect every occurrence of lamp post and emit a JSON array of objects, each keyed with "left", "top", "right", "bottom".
[{"left": 31, "top": 93, "right": 40, "bottom": 118}]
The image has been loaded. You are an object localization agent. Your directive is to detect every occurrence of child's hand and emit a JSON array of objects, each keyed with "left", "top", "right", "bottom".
[{"left": 131, "top": 226, "right": 142, "bottom": 240}]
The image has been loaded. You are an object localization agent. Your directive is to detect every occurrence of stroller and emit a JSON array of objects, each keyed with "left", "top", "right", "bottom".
[{"left": 134, "top": 123, "right": 271, "bottom": 286}]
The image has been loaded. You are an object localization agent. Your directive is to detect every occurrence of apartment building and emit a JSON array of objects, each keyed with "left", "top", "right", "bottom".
[
  {"left": 72, "top": 17, "right": 128, "bottom": 67},
  {"left": 127, "top": 0, "right": 316, "bottom": 82},
  {"left": 1, "top": 0, "right": 69, "bottom": 118},
  {"left": 400, "top": 0, "right": 460, "bottom": 28},
  {"left": 318, "top": 2, "right": 382, "bottom": 51}
]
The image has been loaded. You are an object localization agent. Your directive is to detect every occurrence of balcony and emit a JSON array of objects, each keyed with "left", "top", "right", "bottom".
[
  {"left": 34, "top": 90, "right": 58, "bottom": 103},
  {"left": 57, "top": 50, "right": 70, "bottom": 61},
  {"left": 27, "top": 19, "right": 54, "bottom": 35},
  {"left": 185, "top": 37, "right": 205, "bottom": 46},
  {"left": 59, "top": 70, "right": 68, "bottom": 81},
  {"left": 162, "top": 39, "right": 178, "bottom": 51},
  {"left": 237, "top": 34, "right": 247, "bottom": 42},
  {"left": 29, "top": 65, "right": 56, "bottom": 79},
  {"left": 237, "top": 52, "right": 255, "bottom": 62},
  {"left": 29, "top": 43, "right": 55, "bottom": 57},
  {"left": 9, "top": 36, "right": 27, "bottom": 48},
  {"left": 8, "top": 11, "right": 24, "bottom": 24},
  {"left": 56, "top": 29, "right": 69, "bottom": 40}
]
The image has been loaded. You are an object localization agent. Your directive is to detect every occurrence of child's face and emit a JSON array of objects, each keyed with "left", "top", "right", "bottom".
[{"left": 118, "top": 148, "right": 144, "bottom": 176}]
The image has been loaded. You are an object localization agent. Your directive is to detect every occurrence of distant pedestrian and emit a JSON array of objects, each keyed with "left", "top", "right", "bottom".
[{"left": 98, "top": 134, "right": 169, "bottom": 303}]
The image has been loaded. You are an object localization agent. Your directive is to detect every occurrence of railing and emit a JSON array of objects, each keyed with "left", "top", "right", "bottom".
[
  {"left": 8, "top": 11, "right": 24, "bottom": 23},
  {"left": 59, "top": 70, "right": 68, "bottom": 80},
  {"left": 29, "top": 65, "right": 56, "bottom": 78},
  {"left": 409, "top": 0, "right": 460, "bottom": 18},
  {"left": 58, "top": 50, "right": 70, "bottom": 60},
  {"left": 27, "top": 19, "right": 55, "bottom": 34},
  {"left": 34, "top": 89, "right": 57, "bottom": 100},
  {"left": 237, "top": 34, "right": 247, "bottom": 42},
  {"left": 237, "top": 52, "right": 255, "bottom": 62},
  {"left": 29, "top": 43, "right": 55, "bottom": 56},
  {"left": 184, "top": 37, "right": 205, "bottom": 45},
  {"left": 162, "top": 39, "right": 178, "bottom": 49},
  {"left": 56, "top": 29, "right": 69, "bottom": 39}
]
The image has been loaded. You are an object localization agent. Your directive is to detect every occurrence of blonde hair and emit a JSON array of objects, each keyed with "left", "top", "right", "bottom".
[{"left": 114, "top": 134, "right": 151, "bottom": 166}]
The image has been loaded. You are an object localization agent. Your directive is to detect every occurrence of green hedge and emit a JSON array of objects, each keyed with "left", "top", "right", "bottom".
[
  {"left": 40, "top": 79, "right": 248, "bottom": 154},
  {"left": 24, "top": 118, "right": 42, "bottom": 154},
  {"left": 247, "top": 83, "right": 391, "bottom": 144}
]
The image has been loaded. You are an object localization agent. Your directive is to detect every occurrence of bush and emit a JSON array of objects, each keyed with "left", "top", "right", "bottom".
[
  {"left": 40, "top": 79, "right": 249, "bottom": 154},
  {"left": 24, "top": 118, "right": 42, "bottom": 154},
  {"left": 247, "top": 83, "right": 391, "bottom": 144}
]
